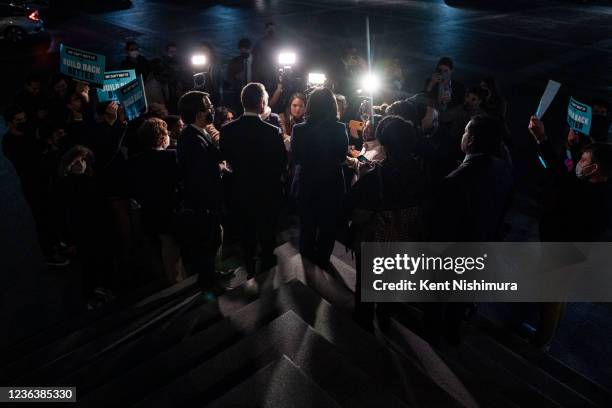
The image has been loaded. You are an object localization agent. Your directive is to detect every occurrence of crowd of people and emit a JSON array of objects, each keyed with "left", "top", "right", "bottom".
[{"left": 2, "top": 22, "right": 612, "bottom": 346}]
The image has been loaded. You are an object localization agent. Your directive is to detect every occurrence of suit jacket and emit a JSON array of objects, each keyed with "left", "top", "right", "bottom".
[
  {"left": 219, "top": 115, "right": 287, "bottom": 208},
  {"left": 432, "top": 154, "right": 513, "bottom": 241},
  {"left": 177, "top": 125, "right": 223, "bottom": 211},
  {"left": 127, "top": 149, "right": 178, "bottom": 233},
  {"left": 291, "top": 120, "right": 349, "bottom": 203}
]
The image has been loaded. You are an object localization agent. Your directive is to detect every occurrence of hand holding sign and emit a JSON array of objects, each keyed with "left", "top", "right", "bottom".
[
  {"left": 104, "top": 101, "right": 119, "bottom": 126},
  {"left": 535, "top": 80, "right": 561, "bottom": 119},
  {"left": 528, "top": 115, "right": 547, "bottom": 144}
]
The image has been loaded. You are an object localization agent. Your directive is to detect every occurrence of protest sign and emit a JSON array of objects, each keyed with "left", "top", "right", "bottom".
[
  {"left": 96, "top": 70, "right": 136, "bottom": 102},
  {"left": 535, "top": 80, "right": 561, "bottom": 119},
  {"left": 567, "top": 97, "right": 592, "bottom": 136},
  {"left": 117, "top": 75, "right": 147, "bottom": 121},
  {"left": 59, "top": 44, "right": 106, "bottom": 88}
]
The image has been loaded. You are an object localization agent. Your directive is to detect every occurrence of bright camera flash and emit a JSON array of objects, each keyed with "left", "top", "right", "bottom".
[
  {"left": 308, "top": 73, "right": 326, "bottom": 85},
  {"left": 191, "top": 54, "right": 207, "bottom": 66},
  {"left": 361, "top": 73, "right": 381, "bottom": 94},
  {"left": 278, "top": 52, "right": 296, "bottom": 66}
]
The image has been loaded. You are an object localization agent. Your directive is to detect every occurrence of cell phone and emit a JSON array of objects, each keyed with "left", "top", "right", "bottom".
[
  {"left": 349, "top": 120, "right": 365, "bottom": 132},
  {"left": 357, "top": 155, "right": 370, "bottom": 164}
]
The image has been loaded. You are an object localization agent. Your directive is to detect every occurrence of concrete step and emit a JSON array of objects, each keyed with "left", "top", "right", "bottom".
[
  {"left": 21, "top": 267, "right": 284, "bottom": 387},
  {"left": 129, "top": 310, "right": 409, "bottom": 408},
  {"left": 58, "top": 271, "right": 292, "bottom": 395},
  {"left": 78, "top": 279, "right": 466, "bottom": 407},
  {"left": 468, "top": 314, "right": 612, "bottom": 407},
  {"left": 460, "top": 325, "right": 600, "bottom": 407},
  {"left": 206, "top": 355, "right": 342, "bottom": 408},
  {"left": 0, "top": 275, "right": 190, "bottom": 367},
  {"left": 1, "top": 276, "right": 201, "bottom": 383},
  {"left": 439, "top": 338, "right": 560, "bottom": 407}
]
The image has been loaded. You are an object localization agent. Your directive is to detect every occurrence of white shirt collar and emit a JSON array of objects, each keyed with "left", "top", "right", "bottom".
[{"left": 242, "top": 111, "right": 261, "bottom": 118}]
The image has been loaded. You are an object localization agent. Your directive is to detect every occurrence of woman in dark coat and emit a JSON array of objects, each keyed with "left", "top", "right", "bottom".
[{"left": 291, "top": 87, "right": 349, "bottom": 267}]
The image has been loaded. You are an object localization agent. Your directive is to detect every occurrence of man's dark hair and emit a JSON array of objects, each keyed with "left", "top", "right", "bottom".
[
  {"left": 405, "top": 93, "right": 430, "bottom": 123},
  {"left": 386, "top": 100, "right": 419, "bottom": 124},
  {"left": 436, "top": 56, "right": 454, "bottom": 70},
  {"left": 466, "top": 114, "right": 504, "bottom": 155},
  {"left": 164, "top": 114, "right": 181, "bottom": 130},
  {"left": 305, "top": 87, "right": 338, "bottom": 124},
  {"left": 178, "top": 91, "right": 210, "bottom": 124},
  {"left": 3, "top": 105, "right": 25, "bottom": 123},
  {"left": 376, "top": 115, "right": 418, "bottom": 163},
  {"left": 241, "top": 82, "right": 266, "bottom": 112},
  {"left": 125, "top": 40, "right": 138, "bottom": 50},
  {"left": 584, "top": 143, "right": 612, "bottom": 177},
  {"left": 214, "top": 106, "right": 235, "bottom": 129},
  {"left": 238, "top": 38, "right": 252, "bottom": 49}
]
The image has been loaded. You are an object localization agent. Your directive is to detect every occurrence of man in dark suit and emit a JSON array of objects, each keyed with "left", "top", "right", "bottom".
[
  {"left": 432, "top": 114, "right": 513, "bottom": 242},
  {"left": 177, "top": 91, "right": 223, "bottom": 290},
  {"left": 426, "top": 114, "right": 514, "bottom": 346},
  {"left": 220, "top": 83, "right": 287, "bottom": 277}
]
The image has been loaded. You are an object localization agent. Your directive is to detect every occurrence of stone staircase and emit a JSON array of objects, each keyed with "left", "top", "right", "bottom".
[{"left": 1, "top": 237, "right": 610, "bottom": 407}]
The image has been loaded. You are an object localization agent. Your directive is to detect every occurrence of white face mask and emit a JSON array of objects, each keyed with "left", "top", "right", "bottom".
[
  {"left": 128, "top": 50, "right": 139, "bottom": 59},
  {"left": 70, "top": 160, "right": 87, "bottom": 175},
  {"left": 575, "top": 162, "right": 595, "bottom": 180}
]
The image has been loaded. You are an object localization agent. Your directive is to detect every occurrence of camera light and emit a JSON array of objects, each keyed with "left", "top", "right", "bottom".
[
  {"left": 360, "top": 73, "right": 381, "bottom": 94},
  {"left": 308, "top": 72, "right": 326, "bottom": 86},
  {"left": 278, "top": 52, "right": 296, "bottom": 67},
  {"left": 191, "top": 54, "right": 207, "bottom": 66}
]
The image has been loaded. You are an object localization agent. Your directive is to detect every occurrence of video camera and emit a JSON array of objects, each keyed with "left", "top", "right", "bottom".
[{"left": 191, "top": 54, "right": 208, "bottom": 90}]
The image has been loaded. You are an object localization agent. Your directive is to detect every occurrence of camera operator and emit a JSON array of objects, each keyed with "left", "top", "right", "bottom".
[
  {"left": 252, "top": 22, "right": 281, "bottom": 91},
  {"left": 193, "top": 42, "right": 224, "bottom": 106},
  {"left": 268, "top": 65, "right": 304, "bottom": 114},
  {"left": 424, "top": 56, "right": 465, "bottom": 112},
  {"left": 226, "top": 38, "right": 255, "bottom": 114}
]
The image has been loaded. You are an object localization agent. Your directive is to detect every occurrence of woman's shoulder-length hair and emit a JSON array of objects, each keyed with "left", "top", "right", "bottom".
[{"left": 305, "top": 87, "right": 338, "bottom": 125}]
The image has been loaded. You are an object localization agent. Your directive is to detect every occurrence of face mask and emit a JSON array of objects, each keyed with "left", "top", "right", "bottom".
[
  {"left": 70, "top": 160, "right": 87, "bottom": 175},
  {"left": 575, "top": 162, "right": 595, "bottom": 180},
  {"left": 128, "top": 50, "right": 139, "bottom": 59}
]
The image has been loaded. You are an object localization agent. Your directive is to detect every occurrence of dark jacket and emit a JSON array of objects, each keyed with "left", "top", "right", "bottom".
[
  {"left": 424, "top": 78, "right": 466, "bottom": 110},
  {"left": 432, "top": 154, "right": 513, "bottom": 241},
  {"left": 88, "top": 120, "right": 128, "bottom": 198},
  {"left": 220, "top": 115, "right": 287, "bottom": 207},
  {"left": 291, "top": 120, "right": 349, "bottom": 203},
  {"left": 127, "top": 149, "right": 179, "bottom": 233},
  {"left": 264, "top": 112, "right": 282, "bottom": 129},
  {"left": 177, "top": 124, "right": 223, "bottom": 211},
  {"left": 538, "top": 140, "right": 612, "bottom": 241},
  {"left": 120, "top": 55, "right": 150, "bottom": 79}
]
